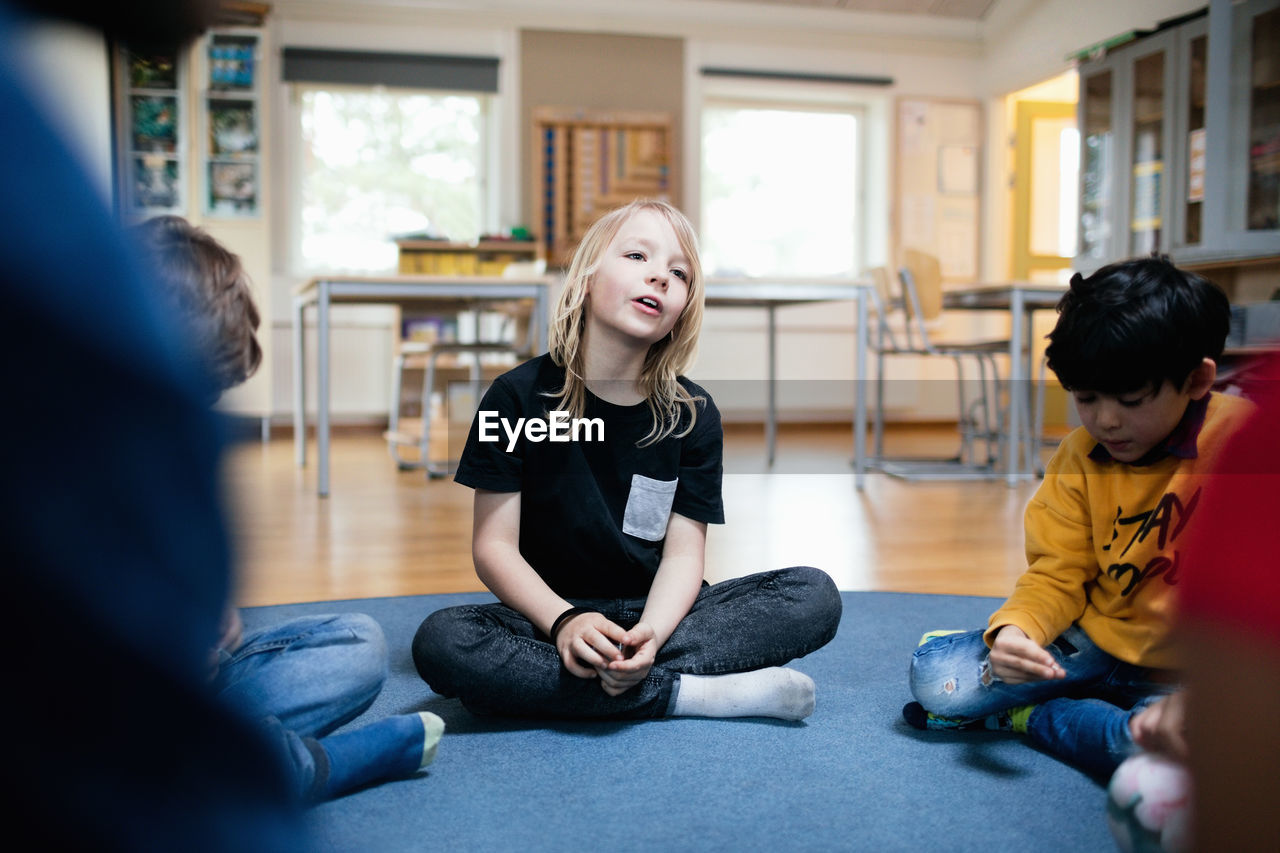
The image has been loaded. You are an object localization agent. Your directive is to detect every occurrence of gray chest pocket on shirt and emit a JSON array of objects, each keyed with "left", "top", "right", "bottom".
[{"left": 622, "top": 474, "right": 678, "bottom": 541}]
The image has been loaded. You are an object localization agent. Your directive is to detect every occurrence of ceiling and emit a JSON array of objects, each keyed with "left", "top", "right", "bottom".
[
  {"left": 682, "top": 0, "right": 999, "bottom": 21},
  {"left": 278, "top": 0, "right": 1021, "bottom": 45}
]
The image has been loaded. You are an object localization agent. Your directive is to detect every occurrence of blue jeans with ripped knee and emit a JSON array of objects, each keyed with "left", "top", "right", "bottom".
[{"left": 908, "top": 623, "right": 1174, "bottom": 779}]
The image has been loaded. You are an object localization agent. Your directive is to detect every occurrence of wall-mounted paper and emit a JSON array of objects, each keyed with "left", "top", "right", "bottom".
[{"left": 938, "top": 145, "right": 978, "bottom": 195}]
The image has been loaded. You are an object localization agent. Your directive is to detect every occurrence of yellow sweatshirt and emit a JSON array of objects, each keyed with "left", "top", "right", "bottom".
[{"left": 984, "top": 392, "right": 1253, "bottom": 669}]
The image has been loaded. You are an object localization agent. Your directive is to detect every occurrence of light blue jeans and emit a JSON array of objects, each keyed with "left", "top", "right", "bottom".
[
  {"left": 214, "top": 613, "right": 388, "bottom": 799},
  {"left": 908, "top": 624, "right": 1174, "bottom": 779}
]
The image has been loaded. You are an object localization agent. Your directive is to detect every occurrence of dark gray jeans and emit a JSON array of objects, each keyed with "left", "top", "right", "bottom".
[{"left": 412, "top": 566, "right": 842, "bottom": 720}]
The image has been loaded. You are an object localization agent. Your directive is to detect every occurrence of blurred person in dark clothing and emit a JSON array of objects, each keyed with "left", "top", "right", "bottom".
[{"left": 0, "top": 1, "right": 304, "bottom": 848}]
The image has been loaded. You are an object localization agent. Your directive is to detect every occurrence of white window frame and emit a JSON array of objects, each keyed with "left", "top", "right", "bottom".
[
  {"left": 694, "top": 74, "right": 880, "bottom": 278},
  {"left": 283, "top": 81, "right": 499, "bottom": 277}
]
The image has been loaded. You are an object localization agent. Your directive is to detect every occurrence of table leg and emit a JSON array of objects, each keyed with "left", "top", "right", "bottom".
[
  {"left": 766, "top": 303, "right": 777, "bottom": 467},
  {"left": 1005, "top": 289, "right": 1025, "bottom": 487},
  {"left": 535, "top": 288, "right": 549, "bottom": 355},
  {"left": 855, "top": 289, "right": 868, "bottom": 490},
  {"left": 317, "top": 280, "right": 331, "bottom": 498},
  {"left": 873, "top": 292, "right": 886, "bottom": 462},
  {"left": 293, "top": 295, "right": 306, "bottom": 468},
  {"left": 1023, "top": 311, "right": 1036, "bottom": 477}
]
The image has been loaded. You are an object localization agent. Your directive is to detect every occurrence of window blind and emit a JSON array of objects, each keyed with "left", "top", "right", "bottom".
[{"left": 282, "top": 47, "right": 499, "bottom": 92}]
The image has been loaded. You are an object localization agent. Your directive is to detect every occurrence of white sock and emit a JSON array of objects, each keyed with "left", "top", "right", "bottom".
[
  {"left": 418, "top": 711, "right": 445, "bottom": 769},
  {"left": 670, "top": 667, "right": 816, "bottom": 721}
]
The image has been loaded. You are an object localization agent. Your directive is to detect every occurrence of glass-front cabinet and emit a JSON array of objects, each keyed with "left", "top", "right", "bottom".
[
  {"left": 112, "top": 28, "right": 265, "bottom": 222},
  {"left": 1233, "top": 0, "right": 1280, "bottom": 247},
  {"left": 1079, "top": 69, "right": 1115, "bottom": 263},
  {"left": 113, "top": 44, "right": 186, "bottom": 218},
  {"left": 201, "top": 29, "right": 261, "bottom": 217},
  {"left": 1128, "top": 33, "right": 1175, "bottom": 257},
  {"left": 1172, "top": 25, "right": 1203, "bottom": 245},
  {"left": 1076, "top": 0, "right": 1280, "bottom": 271},
  {"left": 1176, "top": 24, "right": 1209, "bottom": 248}
]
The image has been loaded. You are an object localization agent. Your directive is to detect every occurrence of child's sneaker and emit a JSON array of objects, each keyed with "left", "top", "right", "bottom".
[
  {"left": 903, "top": 701, "right": 979, "bottom": 731},
  {"left": 907, "top": 629, "right": 1035, "bottom": 733},
  {"left": 902, "top": 701, "right": 1034, "bottom": 733},
  {"left": 1006, "top": 704, "right": 1034, "bottom": 734},
  {"left": 917, "top": 629, "right": 965, "bottom": 646},
  {"left": 906, "top": 631, "right": 972, "bottom": 730}
]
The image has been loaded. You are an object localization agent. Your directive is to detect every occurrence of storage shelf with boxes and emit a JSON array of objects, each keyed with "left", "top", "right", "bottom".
[
  {"left": 394, "top": 238, "right": 541, "bottom": 275},
  {"left": 385, "top": 238, "right": 544, "bottom": 477}
]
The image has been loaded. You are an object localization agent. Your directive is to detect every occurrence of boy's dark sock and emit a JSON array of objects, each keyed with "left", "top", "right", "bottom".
[{"left": 312, "top": 711, "right": 444, "bottom": 801}]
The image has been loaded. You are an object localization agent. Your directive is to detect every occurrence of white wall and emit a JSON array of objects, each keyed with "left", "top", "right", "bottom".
[
  {"left": 34, "top": 0, "right": 1217, "bottom": 423},
  {"left": 980, "top": 0, "right": 1206, "bottom": 96},
  {"left": 11, "top": 20, "right": 111, "bottom": 204},
  {"left": 977, "top": 0, "right": 1207, "bottom": 284},
  {"left": 681, "top": 37, "right": 986, "bottom": 421},
  {"left": 267, "top": 13, "right": 522, "bottom": 419},
  {"left": 272, "top": 0, "right": 1209, "bottom": 424},
  {"left": 270, "top": 0, "right": 993, "bottom": 422}
]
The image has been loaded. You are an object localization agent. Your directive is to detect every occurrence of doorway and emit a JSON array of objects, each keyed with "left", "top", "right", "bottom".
[{"left": 1011, "top": 100, "right": 1078, "bottom": 281}]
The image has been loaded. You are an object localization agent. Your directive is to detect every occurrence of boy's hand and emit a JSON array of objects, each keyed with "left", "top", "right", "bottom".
[
  {"left": 1130, "top": 691, "right": 1189, "bottom": 762},
  {"left": 597, "top": 622, "right": 658, "bottom": 697},
  {"left": 989, "top": 625, "right": 1066, "bottom": 684},
  {"left": 555, "top": 612, "right": 626, "bottom": 680}
]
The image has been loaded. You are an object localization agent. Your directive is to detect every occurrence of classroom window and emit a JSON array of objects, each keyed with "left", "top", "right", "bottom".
[
  {"left": 294, "top": 84, "right": 489, "bottom": 273},
  {"left": 701, "top": 101, "right": 862, "bottom": 277}
]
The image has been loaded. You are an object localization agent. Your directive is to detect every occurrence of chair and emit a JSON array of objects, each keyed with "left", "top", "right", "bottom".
[
  {"left": 384, "top": 263, "right": 543, "bottom": 478},
  {"left": 869, "top": 249, "right": 1009, "bottom": 480}
]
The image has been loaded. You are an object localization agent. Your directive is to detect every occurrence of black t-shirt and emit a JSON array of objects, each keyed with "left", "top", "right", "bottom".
[{"left": 455, "top": 354, "right": 724, "bottom": 598}]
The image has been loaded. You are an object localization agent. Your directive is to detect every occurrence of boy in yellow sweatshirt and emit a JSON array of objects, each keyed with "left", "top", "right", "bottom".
[{"left": 903, "top": 257, "right": 1252, "bottom": 780}]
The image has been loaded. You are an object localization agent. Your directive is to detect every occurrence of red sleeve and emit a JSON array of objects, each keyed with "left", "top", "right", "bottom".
[{"left": 1180, "top": 356, "right": 1280, "bottom": 647}]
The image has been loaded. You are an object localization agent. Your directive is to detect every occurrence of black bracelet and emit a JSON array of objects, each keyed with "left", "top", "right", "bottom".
[{"left": 548, "top": 606, "right": 597, "bottom": 643}]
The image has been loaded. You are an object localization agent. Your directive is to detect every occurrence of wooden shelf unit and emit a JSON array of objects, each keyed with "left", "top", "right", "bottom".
[
  {"left": 385, "top": 245, "right": 541, "bottom": 474},
  {"left": 532, "top": 107, "right": 673, "bottom": 267},
  {"left": 395, "top": 239, "right": 542, "bottom": 276}
]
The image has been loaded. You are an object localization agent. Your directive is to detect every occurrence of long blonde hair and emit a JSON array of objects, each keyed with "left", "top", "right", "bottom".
[{"left": 546, "top": 198, "right": 706, "bottom": 446}]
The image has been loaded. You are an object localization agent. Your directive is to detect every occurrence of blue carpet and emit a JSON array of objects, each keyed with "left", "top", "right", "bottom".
[{"left": 242, "top": 591, "right": 1114, "bottom": 852}]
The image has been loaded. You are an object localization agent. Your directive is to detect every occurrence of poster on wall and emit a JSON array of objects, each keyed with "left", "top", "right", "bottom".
[
  {"left": 1187, "top": 128, "right": 1206, "bottom": 204},
  {"left": 895, "top": 98, "right": 982, "bottom": 282},
  {"left": 208, "top": 34, "right": 257, "bottom": 91},
  {"left": 938, "top": 198, "right": 980, "bottom": 279},
  {"left": 127, "top": 48, "right": 178, "bottom": 90},
  {"left": 938, "top": 145, "right": 979, "bottom": 195},
  {"left": 209, "top": 100, "right": 258, "bottom": 156},
  {"left": 208, "top": 162, "right": 257, "bottom": 215},
  {"left": 131, "top": 95, "right": 178, "bottom": 152},
  {"left": 1131, "top": 160, "right": 1163, "bottom": 231},
  {"left": 133, "top": 155, "right": 179, "bottom": 210},
  {"left": 115, "top": 43, "right": 184, "bottom": 216}
]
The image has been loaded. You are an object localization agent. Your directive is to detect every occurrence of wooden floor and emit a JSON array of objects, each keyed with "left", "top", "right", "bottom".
[{"left": 224, "top": 423, "right": 1050, "bottom": 607}]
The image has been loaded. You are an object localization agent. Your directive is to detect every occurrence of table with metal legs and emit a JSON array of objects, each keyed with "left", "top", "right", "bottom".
[
  {"left": 943, "top": 282, "right": 1067, "bottom": 486},
  {"left": 293, "top": 274, "right": 552, "bottom": 497},
  {"left": 294, "top": 275, "right": 874, "bottom": 495},
  {"left": 704, "top": 277, "right": 875, "bottom": 489}
]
